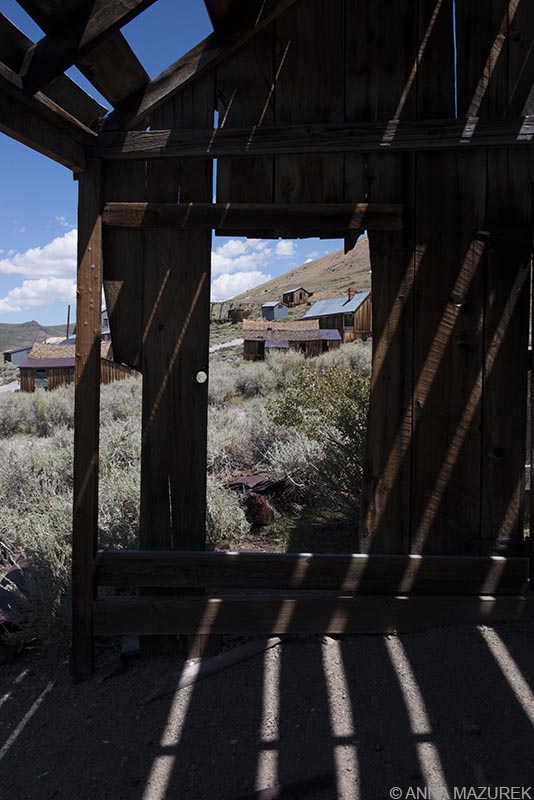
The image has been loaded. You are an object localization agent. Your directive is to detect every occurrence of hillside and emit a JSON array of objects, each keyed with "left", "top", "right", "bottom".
[
  {"left": 0, "top": 320, "right": 67, "bottom": 353},
  {"left": 231, "top": 236, "right": 371, "bottom": 304}
]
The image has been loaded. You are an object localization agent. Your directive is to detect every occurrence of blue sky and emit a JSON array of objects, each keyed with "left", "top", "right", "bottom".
[{"left": 0, "top": 0, "right": 342, "bottom": 325}]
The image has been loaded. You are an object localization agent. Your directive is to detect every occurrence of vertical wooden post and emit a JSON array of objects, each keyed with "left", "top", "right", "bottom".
[{"left": 72, "top": 158, "right": 103, "bottom": 682}]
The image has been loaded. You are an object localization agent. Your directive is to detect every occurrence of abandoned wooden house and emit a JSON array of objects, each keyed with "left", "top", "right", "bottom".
[
  {"left": 282, "top": 286, "right": 311, "bottom": 307},
  {"left": 261, "top": 300, "right": 288, "bottom": 321},
  {"left": 304, "top": 289, "right": 372, "bottom": 341},
  {"left": 18, "top": 342, "right": 132, "bottom": 392},
  {"left": 243, "top": 320, "right": 341, "bottom": 360},
  {"left": 2, "top": 0, "right": 534, "bottom": 682}
]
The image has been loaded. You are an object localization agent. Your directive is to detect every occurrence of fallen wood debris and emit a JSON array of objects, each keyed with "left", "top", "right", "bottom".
[{"left": 141, "top": 636, "right": 283, "bottom": 705}]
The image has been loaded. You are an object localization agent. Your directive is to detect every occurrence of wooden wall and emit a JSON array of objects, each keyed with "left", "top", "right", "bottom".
[
  {"left": 353, "top": 296, "right": 372, "bottom": 337},
  {"left": 100, "top": 0, "right": 533, "bottom": 559},
  {"left": 20, "top": 361, "right": 133, "bottom": 392}
]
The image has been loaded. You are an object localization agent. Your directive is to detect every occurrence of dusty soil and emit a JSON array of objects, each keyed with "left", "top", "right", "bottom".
[{"left": 1, "top": 623, "right": 534, "bottom": 800}]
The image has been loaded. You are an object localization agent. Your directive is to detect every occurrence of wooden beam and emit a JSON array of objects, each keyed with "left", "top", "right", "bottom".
[
  {"left": 102, "top": 202, "right": 402, "bottom": 232},
  {"left": 72, "top": 158, "right": 103, "bottom": 683},
  {"left": 95, "top": 551, "right": 530, "bottom": 595},
  {"left": 20, "top": 0, "right": 157, "bottom": 96},
  {"left": 0, "top": 12, "right": 106, "bottom": 128},
  {"left": 97, "top": 117, "right": 534, "bottom": 160},
  {"left": 93, "top": 593, "right": 534, "bottom": 637},
  {"left": 103, "top": 0, "right": 300, "bottom": 131},
  {"left": 14, "top": 0, "right": 149, "bottom": 108},
  {"left": 0, "top": 85, "right": 86, "bottom": 171}
]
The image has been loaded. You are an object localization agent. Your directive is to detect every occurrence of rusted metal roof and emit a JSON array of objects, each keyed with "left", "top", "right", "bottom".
[
  {"left": 19, "top": 358, "right": 75, "bottom": 369},
  {"left": 245, "top": 328, "right": 341, "bottom": 343}
]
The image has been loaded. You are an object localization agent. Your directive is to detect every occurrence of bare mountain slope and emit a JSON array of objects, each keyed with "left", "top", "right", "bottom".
[{"left": 231, "top": 237, "right": 371, "bottom": 304}]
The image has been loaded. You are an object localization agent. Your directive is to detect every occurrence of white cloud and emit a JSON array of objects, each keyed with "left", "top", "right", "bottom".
[
  {"left": 211, "top": 237, "right": 273, "bottom": 278},
  {"left": 0, "top": 277, "right": 76, "bottom": 314},
  {"left": 275, "top": 240, "right": 296, "bottom": 257},
  {"left": 55, "top": 215, "right": 73, "bottom": 228},
  {"left": 211, "top": 271, "right": 271, "bottom": 301},
  {"left": 0, "top": 229, "right": 77, "bottom": 278}
]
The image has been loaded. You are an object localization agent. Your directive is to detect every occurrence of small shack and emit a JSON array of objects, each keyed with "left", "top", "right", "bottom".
[
  {"left": 304, "top": 289, "right": 372, "bottom": 341},
  {"left": 261, "top": 301, "right": 288, "bottom": 321},
  {"left": 243, "top": 319, "right": 340, "bottom": 361},
  {"left": 3, "top": 346, "right": 33, "bottom": 367},
  {"left": 19, "top": 342, "right": 133, "bottom": 392},
  {"left": 227, "top": 307, "right": 251, "bottom": 324},
  {"left": 282, "top": 287, "right": 311, "bottom": 307}
]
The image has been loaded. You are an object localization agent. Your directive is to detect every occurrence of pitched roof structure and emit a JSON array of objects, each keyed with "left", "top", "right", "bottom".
[{"left": 303, "top": 290, "right": 370, "bottom": 319}]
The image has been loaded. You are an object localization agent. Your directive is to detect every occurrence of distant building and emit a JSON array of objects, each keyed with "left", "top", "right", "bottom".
[
  {"left": 282, "top": 287, "right": 311, "bottom": 307},
  {"left": 3, "top": 346, "right": 32, "bottom": 367},
  {"left": 261, "top": 301, "right": 288, "bottom": 321},
  {"left": 243, "top": 319, "right": 341, "bottom": 361},
  {"left": 18, "top": 342, "right": 133, "bottom": 392},
  {"left": 304, "top": 289, "right": 372, "bottom": 341}
]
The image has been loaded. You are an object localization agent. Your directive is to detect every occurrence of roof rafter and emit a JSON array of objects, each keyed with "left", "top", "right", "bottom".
[
  {"left": 0, "top": 59, "right": 95, "bottom": 171},
  {"left": 104, "top": 0, "right": 300, "bottom": 131},
  {"left": 20, "top": 0, "right": 157, "bottom": 97},
  {"left": 15, "top": 0, "right": 149, "bottom": 108},
  {"left": 0, "top": 12, "right": 106, "bottom": 129}
]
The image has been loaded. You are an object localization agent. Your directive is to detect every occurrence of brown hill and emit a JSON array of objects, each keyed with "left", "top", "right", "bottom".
[{"left": 231, "top": 236, "right": 371, "bottom": 305}]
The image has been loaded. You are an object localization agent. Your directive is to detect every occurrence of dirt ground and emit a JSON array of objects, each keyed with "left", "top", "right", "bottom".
[{"left": 1, "top": 623, "right": 534, "bottom": 800}]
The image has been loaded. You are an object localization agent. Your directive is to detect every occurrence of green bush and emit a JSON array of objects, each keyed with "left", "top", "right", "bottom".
[
  {"left": 206, "top": 474, "right": 250, "bottom": 547},
  {"left": 268, "top": 364, "right": 370, "bottom": 516}
]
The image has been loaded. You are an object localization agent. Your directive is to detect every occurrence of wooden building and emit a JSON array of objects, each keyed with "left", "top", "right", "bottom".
[
  {"left": 18, "top": 343, "right": 133, "bottom": 392},
  {"left": 282, "top": 287, "right": 310, "bottom": 307},
  {"left": 2, "top": 0, "right": 534, "bottom": 680},
  {"left": 244, "top": 325, "right": 341, "bottom": 360},
  {"left": 3, "top": 346, "right": 32, "bottom": 366},
  {"left": 261, "top": 301, "right": 288, "bottom": 321},
  {"left": 304, "top": 289, "right": 372, "bottom": 341}
]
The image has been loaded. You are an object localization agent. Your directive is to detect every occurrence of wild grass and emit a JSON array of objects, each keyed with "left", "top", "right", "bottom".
[{"left": 0, "top": 339, "right": 372, "bottom": 647}]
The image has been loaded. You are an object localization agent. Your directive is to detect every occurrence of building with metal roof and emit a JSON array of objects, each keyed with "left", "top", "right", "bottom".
[{"left": 304, "top": 290, "right": 372, "bottom": 342}]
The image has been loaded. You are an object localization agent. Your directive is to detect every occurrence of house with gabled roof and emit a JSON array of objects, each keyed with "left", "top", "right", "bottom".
[{"left": 304, "top": 289, "right": 372, "bottom": 342}]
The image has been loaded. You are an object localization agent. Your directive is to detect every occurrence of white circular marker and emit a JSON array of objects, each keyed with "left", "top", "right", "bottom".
[{"left": 196, "top": 371, "right": 208, "bottom": 384}]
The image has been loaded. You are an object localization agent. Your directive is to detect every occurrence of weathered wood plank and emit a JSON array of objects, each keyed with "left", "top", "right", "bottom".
[
  {"left": 15, "top": 0, "right": 149, "bottom": 108},
  {"left": 102, "top": 158, "right": 145, "bottom": 369},
  {"left": 0, "top": 85, "right": 86, "bottom": 171},
  {"left": 95, "top": 551, "right": 530, "bottom": 595},
  {"left": 351, "top": 0, "right": 418, "bottom": 553},
  {"left": 93, "top": 593, "right": 534, "bottom": 636},
  {"left": 102, "top": 202, "right": 402, "bottom": 232},
  {"left": 215, "top": 23, "right": 275, "bottom": 236},
  {"left": 72, "top": 158, "right": 103, "bottom": 682},
  {"left": 20, "top": 0, "right": 157, "bottom": 96},
  {"left": 0, "top": 12, "right": 106, "bottom": 128},
  {"left": 104, "top": 0, "right": 300, "bottom": 131},
  {"left": 274, "top": 0, "right": 344, "bottom": 208},
  {"left": 95, "top": 116, "right": 534, "bottom": 160},
  {"left": 478, "top": 0, "right": 534, "bottom": 554}
]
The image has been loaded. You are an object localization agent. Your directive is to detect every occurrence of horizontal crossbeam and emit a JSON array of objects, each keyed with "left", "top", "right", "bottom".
[
  {"left": 102, "top": 202, "right": 402, "bottom": 232},
  {"left": 94, "top": 593, "right": 534, "bottom": 636},
  {"left": 96, "top": 116, "right": 534, "bottom": 159},
  {"left": 95, "top": 551, "right": 529, "bottom": 595}
]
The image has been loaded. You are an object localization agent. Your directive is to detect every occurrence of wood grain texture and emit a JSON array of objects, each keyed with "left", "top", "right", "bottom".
[
  {"left": 140, "top": 76, "right": 214, "bottom": 550},
  {"left": 0, "top": 12, "right": 106, "bottom": 128},
  {"left": 355, "top": 0, "right": 418, "bottom": 553},
  {"left": 104, "top": 0, "right": 299, "bottom": 130},
  {"left": 20, "top": 0, "right": 157, "bottom": 96},
  {"left": 93, "top": 593, "right": 534, "bottom": 636},
  {"left": 0, "top": 84, "right": 86, "bottom": 171},
  {"left": 14, "top": 0, "right": 149, "bottom": 108},
  {"left": 72, "top": 159, "right": 102, "bottom": 682},
  {"left": 274, "top": 0, "right": 344, "bottom": 209},
  {"left": 102, "top": 157, "right": 145, "bottom": 369},
  {"left": 95, "top": 551, "right": 530, "bottom": 595},
  {"left": 102, "top": 202, "right": 402, "bottom": 232},
  {"left": 215, "top": 24, "right": 275, "bottom": 236},
  {"left": 96, "top": 116, "right": 534, "bottom": 160}
]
